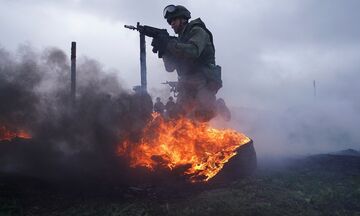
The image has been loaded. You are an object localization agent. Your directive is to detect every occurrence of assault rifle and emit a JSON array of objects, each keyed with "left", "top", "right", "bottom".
[
  {"left": 162, "top": 81, "right": 178, "bottom": 97},
  {"left": 125, "top": 23, "right": 174, "bottom": 58},
  {"left": 124, "top": 23, "right": 169, "bottom": 39}
]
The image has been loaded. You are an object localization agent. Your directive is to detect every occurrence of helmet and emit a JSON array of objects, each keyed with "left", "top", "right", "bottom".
[{"left": 163, "top": 5, "right": 191, "bottom": 24}]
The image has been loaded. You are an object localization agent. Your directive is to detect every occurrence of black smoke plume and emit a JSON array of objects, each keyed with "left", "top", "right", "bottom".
[{"left": 0, "top": 44, "right": 153, "bottom": 185}]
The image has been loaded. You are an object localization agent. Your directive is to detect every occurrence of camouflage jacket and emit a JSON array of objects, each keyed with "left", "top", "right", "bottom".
[{"left": 163, "top": 18, "right": 216, "bottom": 78}]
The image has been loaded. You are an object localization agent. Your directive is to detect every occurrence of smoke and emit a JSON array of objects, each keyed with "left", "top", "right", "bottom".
[
  {"left": 0, "top": 44, "right": 153, "bottom": 184},
  {"left": 227, "top": 97, "right": 360, "bottom": 157}
]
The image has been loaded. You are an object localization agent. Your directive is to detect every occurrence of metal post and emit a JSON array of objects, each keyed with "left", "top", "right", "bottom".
[
  {"left": 313, "top": 80, "right": 316, "bottom": 97},
  {"left": 138, "top": 22, "right": 147, "bottom": 93},
  {"left": 71, "top": 42, "right": 76, "bottom": 103}
]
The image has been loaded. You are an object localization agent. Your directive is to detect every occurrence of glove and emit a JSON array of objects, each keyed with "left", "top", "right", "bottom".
[{"left": 151, "top": 34, "right": 170, "bottom": 58}]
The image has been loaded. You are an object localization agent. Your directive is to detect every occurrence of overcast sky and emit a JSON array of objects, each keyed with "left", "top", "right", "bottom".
[{"left": 1, "top": 0, "right": 359, "bottom": 155}]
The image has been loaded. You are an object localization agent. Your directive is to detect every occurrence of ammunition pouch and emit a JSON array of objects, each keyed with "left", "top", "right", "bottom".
[{"left": 203, "top": 64, "right": 222, "bottom": 92}]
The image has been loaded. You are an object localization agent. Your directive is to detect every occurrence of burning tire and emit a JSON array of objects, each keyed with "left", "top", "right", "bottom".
[
  {"left": 122, "top": 139, "right": 256, "bottom": 186},
  {"left": 210, "top": 139, "right": 256, "bottom": 184}
]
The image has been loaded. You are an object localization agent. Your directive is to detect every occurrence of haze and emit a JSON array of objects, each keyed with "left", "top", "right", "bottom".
[{"left": 1, "top": 0, "right": 359, "bottom": 156}]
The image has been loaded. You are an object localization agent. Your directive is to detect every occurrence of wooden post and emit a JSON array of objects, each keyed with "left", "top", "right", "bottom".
[
  {"left": 71, "top": 42, "right": 76, "bottom": 103},
  {"left": 138, "top": 22, "right": 147, "bottom": 93}
]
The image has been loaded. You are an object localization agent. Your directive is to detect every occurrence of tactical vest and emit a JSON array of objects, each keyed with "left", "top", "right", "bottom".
[
  {"left": 179, "top": 18, "right": 216, "bottom": 66},
  {"left": 179, "top": 18, "right": 222, "bottom": 91}
]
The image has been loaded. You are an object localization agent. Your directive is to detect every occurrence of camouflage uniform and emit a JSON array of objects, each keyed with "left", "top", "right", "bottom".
[{"left": 162, "top": 18, "right": 220, "bottom": 121}]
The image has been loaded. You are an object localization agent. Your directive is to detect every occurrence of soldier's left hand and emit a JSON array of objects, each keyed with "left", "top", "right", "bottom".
[
  {"left": 151, "top": 34, "right": 170, "bottom": 56},
  {"left": 151, "top": 40, "right": 159, "bottom": 54}
]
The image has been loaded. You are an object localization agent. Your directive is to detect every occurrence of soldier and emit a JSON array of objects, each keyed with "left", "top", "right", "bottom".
[
  {"left": 151, "top": 4, "right": 230, "bottom": 122},
  {"left": 165, "top": 96, "right": 176, "bottom": 118},
  {"left": 153, "top": 97, "right": 165, "bottom": 114}
]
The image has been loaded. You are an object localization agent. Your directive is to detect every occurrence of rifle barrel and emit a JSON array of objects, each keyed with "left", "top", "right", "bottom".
[{"left": 124, "top": 25, "right": 137, "bottom": 30}]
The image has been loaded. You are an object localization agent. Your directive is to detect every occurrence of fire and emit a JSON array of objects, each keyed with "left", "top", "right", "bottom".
[
  {"left": 118, "top": 113, "right": 250, "bottom": 182},
  {"left": 0, "top": 125, "right": 32, "bottom": 141}
]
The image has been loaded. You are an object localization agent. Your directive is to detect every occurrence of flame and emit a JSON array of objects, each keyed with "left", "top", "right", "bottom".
[
  {"left": 118, "top": 113, "right": 250, "bottom": 182},
  {"left": 0, "top": 125, "right": 32, "bottom": 141}
]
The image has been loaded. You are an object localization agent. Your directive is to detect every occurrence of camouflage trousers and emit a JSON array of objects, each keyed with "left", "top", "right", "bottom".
[{"left": 176, "top": 73, "right": 217, "bottom": 122}]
